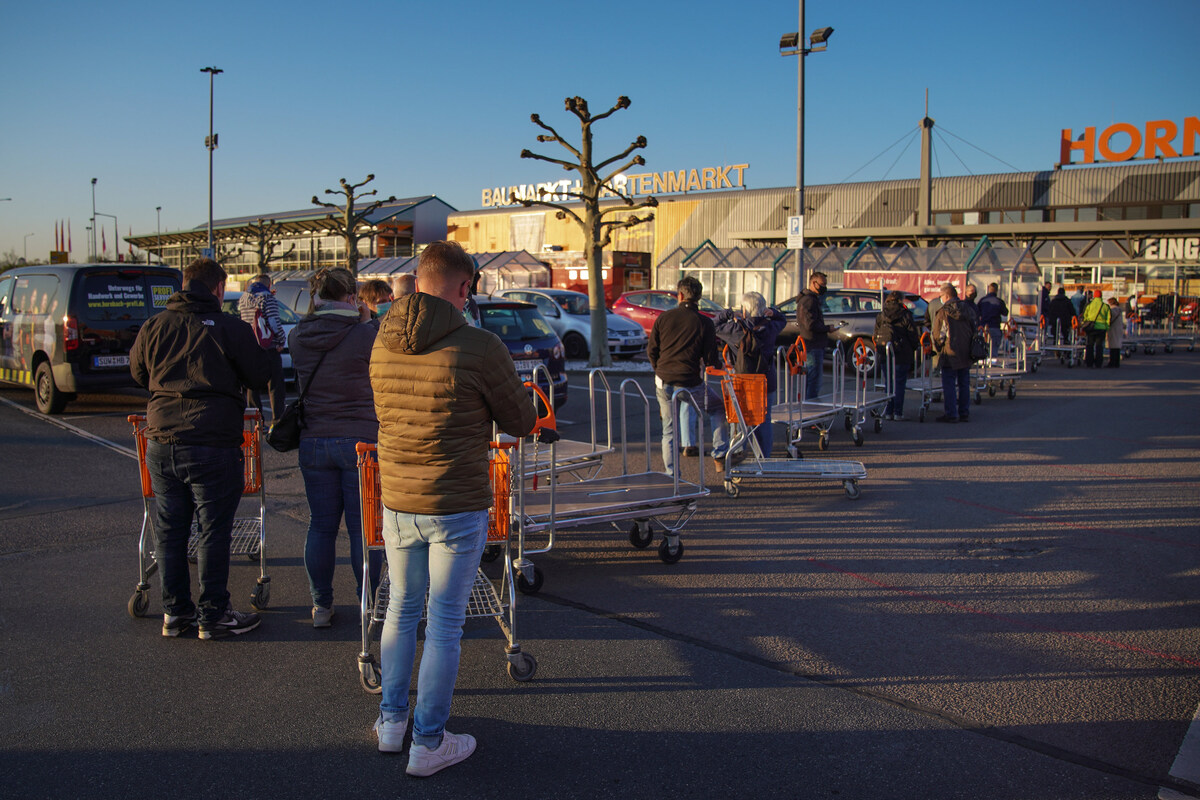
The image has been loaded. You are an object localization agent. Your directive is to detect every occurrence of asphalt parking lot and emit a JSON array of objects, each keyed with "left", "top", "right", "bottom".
[{"left": 0, "top": 350, "right": 1197, "bottom": 799}]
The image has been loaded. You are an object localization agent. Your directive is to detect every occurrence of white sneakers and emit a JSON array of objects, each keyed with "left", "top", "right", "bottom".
[
  {"left": 312, "top": 606, "right": 334, "bottom": 628},
  {"left": 406, "top": 731, "right": 476, "bottom": 777},
  {"left": 374, "top": 715, "right": 476, "bottom": 776}
]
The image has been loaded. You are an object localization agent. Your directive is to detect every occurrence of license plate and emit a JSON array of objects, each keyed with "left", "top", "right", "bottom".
[
  {"left": 94, "top": 355, "right": 129, "bottom": 368},
  {"left": 513, "top": 359, "right": 542, "bottom": 372}
]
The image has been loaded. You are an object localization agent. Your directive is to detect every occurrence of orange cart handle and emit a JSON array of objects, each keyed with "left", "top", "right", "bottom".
[
  {"left": 720, "top": 344, "right": 735, "bottom": 371},
  {"left": 854, "top": 338, "right": 871, "bottom": 366},
  {"left": 706, "top": 365, "right": 729, "bottom": 377},
  {"left": 786, "top": 339, "right": 807, "bottom": 374},
  {"left": 1038, "top": 315, "right": 1046, "bottom": 328},
  {"left": 523, "top": 380, "right": 557, "bottom": 435},
  {"left": 1071, "top": 316, "right": 1080, "bottom": 329}
]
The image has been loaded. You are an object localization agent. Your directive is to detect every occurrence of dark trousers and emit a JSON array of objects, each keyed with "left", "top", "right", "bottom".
[
  {"left": 1084, "top": 332, "right": 1106, "bottom": 367},
  {"left": 146, "top": 441, "right": 244, "bottom": 623},
  {"left": 246, "top": 348, "right": 286, "bottom": 420},
  {"left": 941, "top": 367, "right": 971, "bottom": 419},
  {"left": 886, "top": 362, "right": 910, "bottom": 416},
  {"left": 1108, "top": 347, "right": 1121, "bottom": 367}
]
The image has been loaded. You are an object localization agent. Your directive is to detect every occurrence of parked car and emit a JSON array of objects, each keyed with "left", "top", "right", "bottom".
[
  {"left": 612, "top": 290, "right": 725, "bottom": 334},
  {"left": 776, "top": 289, "right": 928, "bottom": 352},
  {"left": 475, "top": 296, "right": 568, "bottom": 409},
  {"left": 269, "top": 278, "right": 312, "bottom": 316},
  {"left": 221, "top": 291, "right": 300, "bottom": 383},
  {"left": 497, "top": 288, "right": 646, "bottom": 359},
  {"left": 0, "top": 263, "right": 182, "bottom": 413}
]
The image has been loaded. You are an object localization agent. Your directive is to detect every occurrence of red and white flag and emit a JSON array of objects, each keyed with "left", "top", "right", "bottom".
[
  {"left": 68, "top": 220, "right": 72, "bottom": 253},
  {"left": 102, "top": 228, "right": 107, "bottom": 254},
  {"left": 55, "top": 221, "right": 60, "bottom": 251}
]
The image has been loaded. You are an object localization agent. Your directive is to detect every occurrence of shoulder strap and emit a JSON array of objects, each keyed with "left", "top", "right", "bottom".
[{"left": 295, "top": 349, "right": 330, "bottom": 402}]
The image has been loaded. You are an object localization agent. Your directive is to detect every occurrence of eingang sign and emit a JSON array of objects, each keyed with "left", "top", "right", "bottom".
[
  {"left": 1060, "top": 116, "right": 1199, "bottom": 165},
  {"left": 481, "top": 163, "right": 749, "bottom": 208}
]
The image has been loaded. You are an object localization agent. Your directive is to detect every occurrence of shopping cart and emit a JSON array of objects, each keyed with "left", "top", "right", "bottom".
[
  {"left": 843, "top": 338, "right": 892, "bottom": 443},
  {"left": 713, "top": 367, "right": 865, "bottom": 500},
  {"left": 517, "top": 366, "right": 613, "bottom": 483},
  {"left": 975, "top": 323, "right": 1029, "bottom": 403},
  {"left": 905, "top": 332, "right": 943, "bottom": 422},
  {"left": 355, "top": 388, "right": 556, "bottom": 692},
  {"left": 126, "top": 411, "right": 271, "bottom": 618},
  {"left": 1039, "top": 315, "right": 1085, "bottom": 367}
]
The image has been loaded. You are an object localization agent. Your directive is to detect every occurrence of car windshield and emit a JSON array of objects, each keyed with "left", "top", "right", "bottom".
[
  {"left": 480, "top": 305, "right": 555, "bottom": 340},
  {"left": 555, "top": 294, "right": 590, "bottom": 315}
]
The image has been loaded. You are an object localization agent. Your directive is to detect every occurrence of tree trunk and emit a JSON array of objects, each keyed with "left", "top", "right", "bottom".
[{"left": 585, "top": 207, "right": 612, "bottom": 368}]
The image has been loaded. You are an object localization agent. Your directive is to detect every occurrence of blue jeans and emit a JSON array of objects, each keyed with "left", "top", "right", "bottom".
[
  {"left": 379, "top": 508, "right": 487, "bottom": 749},
  {"left": 146, "top": 441, "right": 243, "bottom": 623},
  {"left": 804, "top": 346, "right": 825, "bottom": 399},
  {"left": 987, "top": 326, "right": 1002, "bottom": 358},
  {"left": 299, "top": 437, "right": 382, "bottom": 609},
  {"left": 886, "top": 363, "right": 910, "bottom": 417},
  {"left": 941, "top": 367, "right": 971, "bottom": 419},
  {"left": 753, "top": 390, "right": 776, "bottom": 456},
  {"left": 656, "top": 382, "right": 728, "bottom": 474}
]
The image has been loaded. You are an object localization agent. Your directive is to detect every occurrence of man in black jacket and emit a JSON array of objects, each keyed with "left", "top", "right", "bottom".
[
  {"left": 795, "top": 271, "right": 841, "bottom": 399},
  {"left": 131, "top": 257, "right": 270, "bottom": 640},
  {"left": 648, "top": 276, "right": 730, "bottom": 474}
]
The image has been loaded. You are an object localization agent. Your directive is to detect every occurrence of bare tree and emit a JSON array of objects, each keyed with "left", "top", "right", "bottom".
[
  {"left": 188, "top": 241, "right": 243, "bottom": 267},
  {"left": 242, "top": 218, "right": 297, "bottom": 274},
  {"left": 514, "top": 95, "right": 657, "bottom": 367},
  {"left": 311, "top": 174, "right": 396, "bottom": 276}
]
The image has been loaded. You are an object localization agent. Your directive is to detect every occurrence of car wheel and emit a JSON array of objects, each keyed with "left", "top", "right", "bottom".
[{"left": 562, "top": 332, "right": 588, "bottom": 360}]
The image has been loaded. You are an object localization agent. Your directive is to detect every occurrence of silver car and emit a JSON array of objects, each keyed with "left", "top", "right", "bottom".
[{"left": 498, "top": 288, "right": 646, "bottom": 359}]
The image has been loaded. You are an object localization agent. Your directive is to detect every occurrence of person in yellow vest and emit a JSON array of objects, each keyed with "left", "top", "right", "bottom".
[{"left": 1081, "top": 292, "right": 1111, "bottom": 369}]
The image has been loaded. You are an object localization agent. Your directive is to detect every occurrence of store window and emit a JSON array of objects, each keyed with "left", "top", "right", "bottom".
[
  {"left": 1077, "top": 208, "right": 1098, "bottom": 222},
  {"left": 1026, "top": 209, "right": 1045, "bottom": 223},
  {"left": 1125, "top": 206, "right": 1148, "bottom": 220},
  {"left": 1162, "top": 204, "right": 1185, "bottom": 219}
]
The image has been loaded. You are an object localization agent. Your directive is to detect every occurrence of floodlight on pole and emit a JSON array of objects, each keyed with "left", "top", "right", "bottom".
[
  {"left": 23, "top": 233, "right": 34, "bottom": 261},
  {"left": 200, "top": 66, "right": 223, "bottom": 256},
  {"left": 156, "top": 206, "right": 163, "bottom": 266},
  {"left": 90, "top": 178, "right": 98, "bottom": 261},
  {"left": 779, "top": 3, "right": 834, "bottom": 299}
]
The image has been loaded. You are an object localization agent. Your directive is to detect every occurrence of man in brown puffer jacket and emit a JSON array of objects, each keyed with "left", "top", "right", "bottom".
[
  {"left": 931, "top": 283, "right": 978, "bottom": 423},
  {"left": 369, "top": 241, "right": 535, "bottom": 776}
]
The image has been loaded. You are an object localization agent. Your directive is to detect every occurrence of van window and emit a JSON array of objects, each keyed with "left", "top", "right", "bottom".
[
  {"left": 81, "top": 274, "right": 172, "bottom": 322},
  {"left": 12, "top": 275, "right": 61, "bottom": 315},
  {"left": 0, "top": 276, "right": 13, "bottom": 315}
]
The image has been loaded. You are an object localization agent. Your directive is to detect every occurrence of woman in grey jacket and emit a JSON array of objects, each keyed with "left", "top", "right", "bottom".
[{"left": 288, "top": 268, "right": 383, "bottom": 628}]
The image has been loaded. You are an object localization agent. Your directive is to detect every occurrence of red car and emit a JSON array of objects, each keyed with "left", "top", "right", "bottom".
[{"left": 613, "top": 290, "right": 725, "bottom": 334}]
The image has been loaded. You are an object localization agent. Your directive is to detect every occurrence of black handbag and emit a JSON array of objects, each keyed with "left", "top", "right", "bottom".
[{"left": 265, "top": 350, "right": 328, "bottom": 452}]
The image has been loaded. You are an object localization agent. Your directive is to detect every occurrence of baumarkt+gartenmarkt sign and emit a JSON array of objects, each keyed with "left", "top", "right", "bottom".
[{"left": 481, "top": 163, "right": 749, "bottom": 208}]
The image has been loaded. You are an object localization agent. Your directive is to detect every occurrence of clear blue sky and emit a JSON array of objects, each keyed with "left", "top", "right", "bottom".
[{"left": 2, "top": 0, "right": 1197, "bottom": 261}]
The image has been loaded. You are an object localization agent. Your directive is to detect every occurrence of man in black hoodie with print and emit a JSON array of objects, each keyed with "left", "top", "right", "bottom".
[{"left": 131, "top": 257, "right": 269, "bottom": 640}]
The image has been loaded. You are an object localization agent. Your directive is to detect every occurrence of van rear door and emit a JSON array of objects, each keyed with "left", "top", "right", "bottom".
[{"left": 73, "top": 269, "right": 179, "bottom": 378}]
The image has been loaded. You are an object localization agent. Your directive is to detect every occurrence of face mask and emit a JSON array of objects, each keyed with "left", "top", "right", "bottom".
[
  {"left": 816, "top": 285, "right": 827, "bottom": 296},
  {"left": 375, "top": 301, "right": 392, "bottom": 317}
]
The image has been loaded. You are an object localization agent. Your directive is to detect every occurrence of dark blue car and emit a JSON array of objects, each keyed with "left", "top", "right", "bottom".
[{"left": 475, "top": 296, "right": 568, "bottom": 409}]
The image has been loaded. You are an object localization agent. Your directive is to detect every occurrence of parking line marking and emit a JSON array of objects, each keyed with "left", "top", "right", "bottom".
[
  {"left": 1161, "top": 704, "right": 1200, "bottom": 799},
  {"left": 0, "top": 396, "right": 136, "bottom": 460}
]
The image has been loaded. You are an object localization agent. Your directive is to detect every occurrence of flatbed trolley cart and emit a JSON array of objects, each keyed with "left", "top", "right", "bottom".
[
  {"left": 517, "top": 366, "right": 614, "bottom": 483},
  {"left": 1039, "top": 316, "right": 1085, "bottom": 367},
  {"left": 1157, "top": 320, "right": 1197, "bottom": 353},
  {"left": 126, "top": 411, "right": 271, "bottom": 618},
  {"left": 975, "top": 324, "right": 1028, "bottom": 403},
  {"left": 511, "top": 380, "right": 710, "bottom": 578},
  {"left": 842, "top": 339, "right": 893, "bottom": 443},
  {"left": 355, "top": 432, "right": 541, "bottom": 692},
  {"left": 713, "top": 367, "right": 865, "bottom": 500},
  {"left": 773, "top": 341, "right": 847, "bottom": 454},
  {"left": 905, "top": 332, "right": 943, "bottom": 422}
]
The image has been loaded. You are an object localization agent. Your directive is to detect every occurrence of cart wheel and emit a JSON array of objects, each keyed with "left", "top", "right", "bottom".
[
  {"left": 853, "top": 428, "right": 864, "bottom": 447},
  {"left": 844, "top": 481, "right": 861, "bottom": 500},
  {"left": 1030, "top": 361, "right": 1039, "bottom": 373},
  {"left": 629, "top": 522, "right": 653, "bottom": 549},
  {"left": 246, "top": 543, "right": 261, "bottom": 562},
  {"left": 818, "top": 434, "right": 828, "bottom": 452},
  {"left": 1007, "top": 385, "right": 1016, "bottom": 400},
  {"left": 507, "top": 652, "right": 537, "bottom": 682},
  {"left": 251, "top": 577, "right": 271, "bottom": 610},
  {"left": 359, "top": 657, "right": 383, "bottom": 694},
  {"left": 844, "top": 414, "right": 853, "bottom": 432},
  {"left": 480, "top": 544, "right": 502, "bottom": 563},
  {"left": 1188, "top": 344, "right": 1195, "bottom": 352},
  {"left": 988, "top": 385, "right": 996, "bottom": 397},
  {"left": 658, "top": 539, "right": 684, "bottom": 565},
  {"left": 127, "top": 589, "right": 150, "bottom": 618},
  {"left": 517, "top": 565, "right": 544, "bottom": 595},
  {"left": 974, "top": 392, "right": 982, "bottom": 405},
  {"left": 874, "top": 417, "right": 882, "bottom": 434},
  {"left": 725, "top": 481, "right": 740, "bottom": 498}
]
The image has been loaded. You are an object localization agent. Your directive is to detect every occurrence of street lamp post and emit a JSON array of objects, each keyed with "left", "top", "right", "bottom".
[
  {"left": 23, "top": 233, "right": 34, "bottom": 262},
  {"left": 780, "top": 4, "right": 833, "bottom": 296},
  {"left": 200, "top": 66, "right": 223, "bottom": 257},
  {"left": 90, "top": 178, "right": 98, "bottom": 262},
  {"left": 95, "top": 212, "right": 118, "bottom": 263},
  {"left": 156, "top": 206, "right": 162, "bottom": 266}
]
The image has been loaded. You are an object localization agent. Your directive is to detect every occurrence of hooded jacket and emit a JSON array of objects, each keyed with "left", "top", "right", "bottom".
[
  {"left": 931, "top": 300, "right": 977, "bottom": 370},
  {"left": 130, "top": 281, "right": 269, "bottom": 447},
  {"left": 288, "top": 303, "right": 379, "bottom": 443},
  {"left": 873, "top": 298, "right": 921, "bottom": 370},
  {"left": 370, "top": 292, "right": 537, "bottom": 515},
  {"left": 795, "top": 288, "right": 833, "bottom": 349}
]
